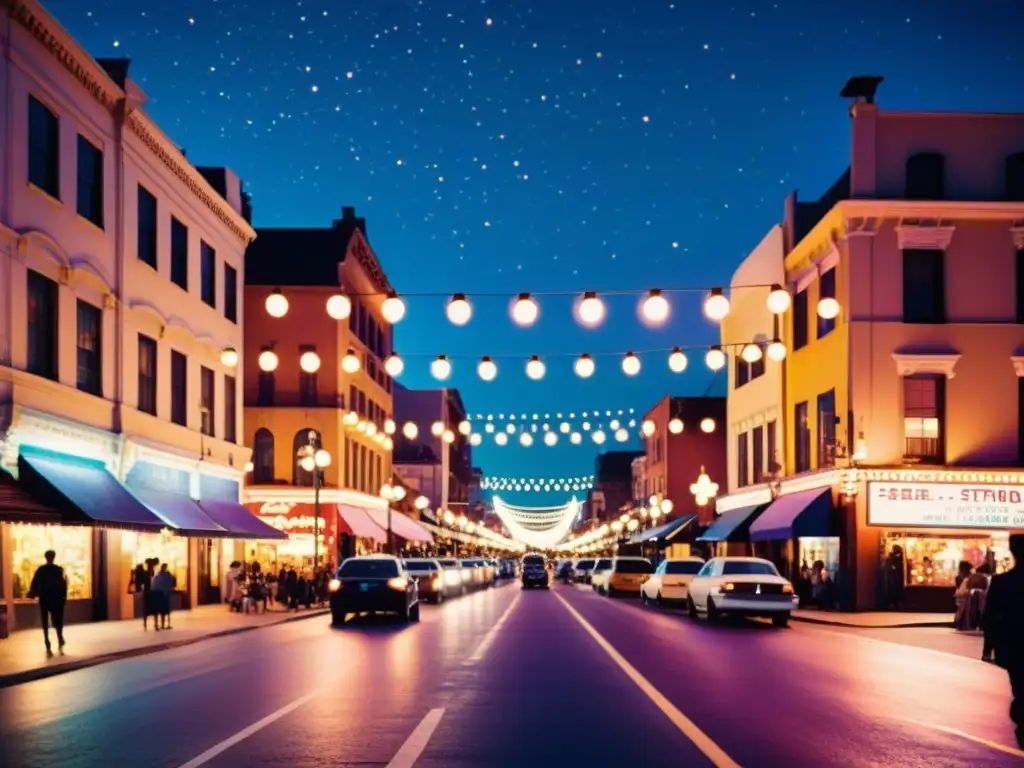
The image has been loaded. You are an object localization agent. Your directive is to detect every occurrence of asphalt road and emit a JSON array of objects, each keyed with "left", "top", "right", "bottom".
[{"left": 0, "top": 581, "right": 1020, "bottom": 767}]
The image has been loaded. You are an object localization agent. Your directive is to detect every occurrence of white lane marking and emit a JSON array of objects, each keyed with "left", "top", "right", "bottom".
[
  {"left": 554, "top": 592, "right": 740, "bottom": 768},
  {"left": 386, "top": 708, "right": 446, "bottom": 768},
  {"left": 464, "top": 592, "right": 521, "bottom": 665},
  {"left": 176, "top": 689, "right": 320, "bottom": 768},
  {"left": 902, "top": 718, "right": 1024, "bottom": 759}
]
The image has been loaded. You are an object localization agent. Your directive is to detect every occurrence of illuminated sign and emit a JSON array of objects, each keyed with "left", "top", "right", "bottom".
[{"left": 867, "top": 481, "right": 1024, "bottom": 529}]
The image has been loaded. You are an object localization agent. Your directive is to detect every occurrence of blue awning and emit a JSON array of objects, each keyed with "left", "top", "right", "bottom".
[
  {"left": 749, "top": 488, "right": 835, "bottom": 542},
  {"left": 18, "top": 447, "right": 166, "bottom": 530},
  {"left": 197, "top": 499, "right": 289, "bottom": 540},
  {"left": 132, "top": 489, "right": 228, "bottom": 536},
  {"left": 698, "top": 504, "right": 765, "bottom": 542},
  {"left": 625, "top": 514, "right": 697, "bottom": 545}
]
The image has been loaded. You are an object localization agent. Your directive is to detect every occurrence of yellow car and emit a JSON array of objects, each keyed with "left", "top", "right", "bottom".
[{"left": 598, "top": 557, "right": 654, "bottom": 596}]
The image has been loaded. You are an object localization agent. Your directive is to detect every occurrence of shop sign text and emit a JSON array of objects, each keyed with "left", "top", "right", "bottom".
[{"left": 867, "top": 482, "right": 1024, "bottom": 529}]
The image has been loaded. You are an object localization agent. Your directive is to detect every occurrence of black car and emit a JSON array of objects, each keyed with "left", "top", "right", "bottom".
[
  {"left": 521, "top": 553, "right": 549, "bottom": 589},
  {"left": 329, "top": 556, "right": 420, "bottom": 624}
]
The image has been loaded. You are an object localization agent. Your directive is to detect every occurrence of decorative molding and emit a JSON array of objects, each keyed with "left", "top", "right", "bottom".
[
  {"left": 843, "top": 216, "right": 879, "bottom": 238},
  {"left": 347, "top": 230, "right": 390, "bottom": 293},
  {"left": 1012, "top": 227, "right": 1024, "bottom": 250},
  {"left": 715, "top": 484, "right": 773, "bottom": 513},
  {"left": 1011, "top": 356, "right": 1024, "bottom": 378},
  {"left": 895, "top": 222, "right": 956, "bottom": 251},
  {"left": 103, "top": 293, "right": 117, "bottom": 310},
  {"left": 8, "top": 405, "right": 121, "bottom": 469},
  {"left": 892, "top": 352, "right": 961, "bottom": 379},
  {"left": 243, "top": 484, "right": 389, "bottom": 511}
]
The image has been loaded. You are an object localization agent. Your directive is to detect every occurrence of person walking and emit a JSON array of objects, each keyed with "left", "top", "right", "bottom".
[
  {"left": 982, "top": 533, "right": 1024, "bottom": 749},
  {"left": 151, "top": 563, "right": 175, "bottom": 629},
  {"left": 27, "top": 550, "right": 68, "bottom": 656}
]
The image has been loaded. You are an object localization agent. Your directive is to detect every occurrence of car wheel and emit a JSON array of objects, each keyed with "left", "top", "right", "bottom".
[
  {"left": 410, "top": 602, "right": 421, "bottom": 622},
  {"left": 687, "top": 597, "right": 698, "bottom": 619},
  {"left": 331, "top": 611, "right": 344, "bottom": 626},
  {"left": 772, "top": 612, "right": 789, "bottom": 628},
  {"left": 706, "top": 598, "right": 720, "bottom": 622}
]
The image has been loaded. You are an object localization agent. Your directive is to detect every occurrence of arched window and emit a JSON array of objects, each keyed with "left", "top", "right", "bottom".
[
  {"left": 253, "top": 428, "right": 275, "bottom": 484},
  {"left": 1006, "top": 152, "right": 1024, "bottom": 202},
  {"left": 292, "top": 428, "right": 322, "bottom": 486},
  {"left": 905, "top": 152, "right": 945, "bottom": 200}
]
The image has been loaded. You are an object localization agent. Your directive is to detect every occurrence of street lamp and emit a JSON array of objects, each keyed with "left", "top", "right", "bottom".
[
  {"left": 380, "top": 482, "right": 407, "bottom": 555},
  {"left": 296, "top": 431, "right": 331, "bottom": 569},
  {"left": 689, "top": 466, "right": 719, "bottom": 507}
]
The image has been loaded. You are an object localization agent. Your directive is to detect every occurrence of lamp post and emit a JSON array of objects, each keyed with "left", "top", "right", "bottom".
[
  {"left": 380, "top": 482, "right": 407, "bottom": 555},
  {"left": 297, "top": 431, "right": 331, "bottom": 570}
]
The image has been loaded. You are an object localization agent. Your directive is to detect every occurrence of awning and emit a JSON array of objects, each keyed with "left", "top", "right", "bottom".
[
  {"left": 698, "top": 504, "right": 765, "bottom": 542},
  {"left": 625, "top": 514, "right": 697, "bottom": 545},
  {"left": 0, "top": 469, "right": 64, "bottom": 524},
  {"left": 337, "top": 504, "right": 387, "bottom": 540},
  {"left": 18, "top": 447, "right": 166, "bottom": 530},
  {"left": 749, "top": 488, "right": 835, "bottom": 542},
  {"left": 133, "top": 489, "right": 228, "bottom": 536},
  {"left": 366, "top": 508, "right": 434, "bottom": 544},
  {"left": 197, "top": 499, "right": 289, "bottom": 540}
]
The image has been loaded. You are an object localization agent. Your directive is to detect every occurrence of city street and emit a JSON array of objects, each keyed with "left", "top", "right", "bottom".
[{"left": 0, "top": 582, "right": 1021, "bottom": 767}]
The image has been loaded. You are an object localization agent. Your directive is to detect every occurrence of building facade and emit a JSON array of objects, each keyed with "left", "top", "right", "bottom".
[
  {"left": 0, "top": 0, "right": 281, "bottom": 631},
  {"left": 631, "top": 455, "right": 647, "bottom": 503},
  {"left": 585, "top": 450, "right": 642, "bottom": 524}
]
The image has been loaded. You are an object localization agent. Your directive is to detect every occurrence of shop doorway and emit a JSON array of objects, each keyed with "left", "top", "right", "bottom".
[{"left": 197, "top": 539, "right": 221, "bottom": 605}]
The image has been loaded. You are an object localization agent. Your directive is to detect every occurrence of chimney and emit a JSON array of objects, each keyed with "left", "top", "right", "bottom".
[
  {"left": 342, "top": 206, "right": 356, "bottom": 220},
  {"left": 334, "top": 206, "right": 367, "bottom": 238},
  {"left": 841, "top": 76, "right": 882, "bottom": 198}
]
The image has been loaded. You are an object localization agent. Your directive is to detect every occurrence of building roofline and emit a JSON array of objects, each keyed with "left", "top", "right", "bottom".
[{"left": 879, "top": 109, "right": 1024, "bottom": 120}]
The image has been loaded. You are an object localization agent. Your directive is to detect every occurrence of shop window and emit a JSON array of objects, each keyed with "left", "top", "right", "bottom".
[
  {"left": 137, "top": 334, "right": 158, "bottom": 415},
  {"left": 137, "top": 184, "right": 158, "bottom": 268},
  {"left": 905, "top": 152, "right": 945, "bottom": 200},
  {"left": 122, "top": 531, "right": 188, "bottom": 592},
  {"left": 28, "top": 95, "right": 60, "bottom": 199},
  {"left": 799, "top": 537, "right": 839, "bottom": 576},
  {"left": 1007, "top": 152, "right": 1024, "bottom": 201},
  {"left": 11, "top": 524, "right": 92, "bottom": 600},
  {"left": 817, "top": 389, "right": 836, "bottom": 468},
  {"left": 882, "top": 532, "right": 1012, "bottom": 588},
  {"left": 200, "top": 366, "right": 215, "bottom": 437},
  {"left": 76, "top": 299, "right": 102, "bottom": 395},
  {"left": 76, "top": 135, "right": 104, "bottom": 228},
  {"left": 794, "top": 401, "right": 810, "bottom": 473},
  {"left": 27, "top": 270, "right": 59, "bottom": 381},
  {"left": 752, "top": 425, "right": 764, "bottom": 483},
  {"left": 817, "top": 268, "right": 836, "bottom": 338},
  {"left": 201, "top": 241, "right": 216, "bottom": 307},
  {"left": 736, "top": 432, "right": 749, "bottom": 488},
  {"left": 902, "top": 249, "right": 945, "bottom": 324},
  {"left": 903, "top": 375, "right": 944, "bottom": 463},
  {"left": 792, "top": 288, "right": 808, "bottom": 350},
  {"left": 257, "top": 371, "right": 275, "bottom": 406},
  {"left": 224, "top": 263, "right": 238, "bottom": 322},
  {"left": 292, "top": 428, "right": 321, "bottom": 486},
  {"left": 170, "top": 350, "right": 187, "bottom": 426},
  {"left": 224, "top": 374, "right": 237, "bottom": 443},
  {"left": 253, "top": 428, "right": 275, "bottom": 483},
  {"left": 171, "top": 216, "right": 188, "bottom": 290}
]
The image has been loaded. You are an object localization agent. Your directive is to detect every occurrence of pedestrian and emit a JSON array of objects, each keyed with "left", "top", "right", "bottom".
[
  {"left": 981, "top": 533, "right": 1024, "bottom": 749},
  {"left": 140, "top": 558, "right": 159, "bottom": 629},
  {"left": 151, "top": 563, "right": 175, "bottom": 629},
  {"left": 885, "top": 545, "right": 905, "bottom": 609},
  {"left": 27, "top": 549, "right": 67, "bottom": 656}
]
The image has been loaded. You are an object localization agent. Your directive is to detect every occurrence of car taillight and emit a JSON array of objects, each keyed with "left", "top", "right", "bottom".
[
  {"left": 720, "top": 582, "right": 735, "bottom": 593},
  {"left": 432, "top": 577, "right": 441, "bottom": 589},
  {"left": 328, "top": 579, "right": 341, "bottom": 592},
  {"left": 782, "top": 583, "right": 794, "bottom": 595},
  {"left": 387, "top": 577, "right": 408, "bottom": 591}
]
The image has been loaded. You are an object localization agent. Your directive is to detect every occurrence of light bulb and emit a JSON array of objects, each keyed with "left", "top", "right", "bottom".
[
  {"left": 641, "top": 419, "right": 655, "bottom": 437},
  {"left": 570, "top": 432, "right": 582, "bottom": 445},
  {"left": 668, "top": 347, "right": 687, "bottom": 373},
  {"left": 430, "top": 355, "right": 452, "bottom": 380},
  {"left": 477, "top": 356, "right": 498, "bottom": 381},
  {"left": 442, "top": 429, "right": 455, "bottom": 444},
  {"left": 741, "top": 343, "right": 763, "bottom": 364},
  {"left": 703, "top": 288, "right": 730, "bottom": 321},
  {"left": 574, "top": 354, "right": 596, "bottom": 378},
  {"left": 299, "top": 350, "right": 321, "bottom": 373},
  {"left": 300, "top": 455, "right": 315, "bottom": 472},
  {"left": 381, "top": 292, "right": 406, "bottom": 324},
  {"left": 700, "top": 417, "right": 716, "bottom": 433},
  {"left": 383, "top": 438, "right": 393, "bottom": 453},
  {"left": 641, "top": 289, "right": 670, "bottom": 324},
  {"left": 220, "top": 347, "right": 238, "bottom": 368},
  {"left": 705, "top": 346, "right": 726, "bottom": 371},
  {"left": 343, "top": 411, "right": 359, "bottom": 426},
  {"left": 526, "top": 355, "right": 546, "bottom": 380},
  {"left": 469, "top": 433, "right": 482, "bottom": 446},
  {"left": 403, "top": 421, "right": 419, "bottom": 440},
  {"left": 265, "top": 289, "right": 288, "bottom": 318},
  {"left": 258, "top": 349, "right": 279, "bottom": 372},
  {"left": 415, "top": 495, "right": 430, "bottom": 510},
  {"left": 559, "top": 422, "right": 570, "bottom": 434},
  {"left": 520, "top": 432, "right": 533, "bottom": 447},
  {"left": 592, "top": 429, "right": 606, "bottom": 445},
  {"left": 621, "top": 352, "right": 641, "bottom": 376},
  {"left": 818, "top": 296, "right": 840, "bottom": 320},
  {"left": 577, "top": 291, "right": 605, "bottom": 326},
  {"left": 495, "top": 432, "right": 508, "bottom": 446},
  {"left": 766, "top": 284, "right": 791, "bottom": 314},
  {"left": 614, "top": 428, "right": 629, "bottom": 442},
  {"left": 458, "top": 420, "right": 471, "bottom": 435},
  {"left": 384, "top": 353, "right": 404, "bottom": 377},
  {"left": 511, "top": 293, "right": 539, "bottom": 326},
  {"left": 384, "top": 419, "right": 396, "bottom": 435},
  {"left": 668, "top": 418, "right": 684, "bottom": 434},
  {"left": 431, "top": 421, "right": 444, "bottom": 437},
  {"left": 447, "top": 293, "right": 472, "bottom": 325},
  {"left": 314, "top": 449, "right": 331, "bottom": 468},
  {"left": 544, "top": 431, "right": 557, "bottom": 446},
  {"left": 326, "top": 294, "right": 352, "bottom": 320},
  {"left": 342, "top": 349, "right": 361, "bottom": 374},
  {"left": 767, "top": 339, "right": 787, "bottom": 361}
]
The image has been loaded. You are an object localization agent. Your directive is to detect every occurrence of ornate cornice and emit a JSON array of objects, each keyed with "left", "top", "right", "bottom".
[
  {"left": 891, "top": 352, "right": 961, "bottom": 379},
  {"left": 895, "top": 221, "right": 956, "bottom": 251},
  {"left": 843, "top": 216, "right": 879, "bottom": 238},
  {"left": 347, "top": 229, "right": 391, "bottom": 293}
]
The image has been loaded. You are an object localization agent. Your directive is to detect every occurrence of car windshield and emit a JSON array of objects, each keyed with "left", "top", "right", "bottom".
[
  {"left": 437, "top": 559, "right": 458, "bottom": 567},
  {"left": 404, "top": 561, "right": 438, "bottom": 572},
  {"left": 576, "top": 559, "right": 595, "bottom": 569},
  {"left": 615, "top": 559, "right": 653, "bottom": 574},
  {"left": 594, "top": 559, "right": 612, "bottom": 570},
  {"left": 339, "top": 559, "right": 399, "bottom": 578},
  {"left": 722, "top": 561, "right": 779, "bottom": 576},
  {"left": 523, "top": 556, "right": 545, "bottom": 567},
  {"left": 665, "top": 561, "right": 704, "bottom": 575}
]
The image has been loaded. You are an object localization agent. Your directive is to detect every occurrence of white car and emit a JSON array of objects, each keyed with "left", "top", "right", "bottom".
[
  {"left": 590, "top": 558, "right": 614, "bottom": 592},
  {"left": 685, "top": 557, "right": 798, "bottom": 627},
  {"left": 640, "top": 557, "right": 705, "bottom": 605}
]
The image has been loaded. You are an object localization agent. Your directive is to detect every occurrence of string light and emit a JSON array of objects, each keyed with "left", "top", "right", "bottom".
[
  {"left": 818, "top": 296, "right": 840, "bottom": 320},
  {"left": 767, "top": 339, "right": 787, "bottom": 361},
  {"left": 574, "top": 354, "right": 596, "bottom": 378},
  {"left": 766, "top": 284, "right": 791, "bottom": 314},
  {"left": 326, "top": 294, "right": 352, "bottom": 320},
  {"left": 705, "top": 345, "right": 726, "bottom": 371},
  {"left": 621, "top": 352, "right": 641, "bottom": 376},
  {"left": 478, "top": 356, "right": 498, "bottom": 381},
  {"left": 447, "top": 293, "right": 473, "bottom": 325},
  {"left": 668, "top": 417, "right": 684, "bottom": 434},
  {"left": 495, "top": 432, "right": 509, "bottom": 446},
  {"left": 258, "top": 349, "right": 279, "bottom": 372},
  {"left": 342, "top": 349, "right": 361, "bottom": 374},
  {"left": 265, "top": 289, "right": 288, "bottom": 318},
  {"left": 525, "top": 355, "right": 546, "bottom": 380},
  {"left": 668, "top": 347, "right": 687, "bottom": 373},
  {"left": 511, "top": 293, "right": 539, "bottom": 326},
  {"left": 519, "top": 432, "right": 534, "bottom": 447},
  {"left": 384, "top": 419, "right": 396, "bottom": 435},
  {"left": 641, "top": 289, "right": 670, "bottom": 324},
  {"left": 592, "top": 429, "right": 606, "bottom": 444},
  {"left": 469, "top": 433, "right": 482, "bottom": 446},
  {"left": 544, "top": 431, "right": 558, "bottom": 446},
  {"left": 384, "top": 353, "right": 404, "bottom": 377},
  {"left": 458, "top": 420, "right": 471, "bottom": 435},
  {"left": 381, "top": 291, "right": 406, "bottom": 323},
  {"left": 442, "top": 429, "right": 456, "bottom": 444},
  {"left": 431, "top": 421, "right": 445, "bottom": 437},
  {"left": 299, "top": 350, "right": 321, "bottom": 373},
  {"left": 741, "top": 343, "right": 763, "bottom": 363},
  {"left": 700, "top": 417, "right": 716, "bottom": 433},
  {"left": 430, "top": 355, "right": 452, "bottom": 380},
  {"left": 577, "top": 291, "right": 605, "bottom": 326},
  {"left": 403, "top": 422, "right": 418, "bottom": 439},
  {"left": 481, "top": 474, "right": 594, "bottom": 492},
  {"left": 220, "top": 347, "right": 238, "bottom": 367},
  {"left": 703, "top": 288, "right": 730, "bottom": 321},
  {"left": 642, "top": 419, "right": 655, "bottom": 437}
]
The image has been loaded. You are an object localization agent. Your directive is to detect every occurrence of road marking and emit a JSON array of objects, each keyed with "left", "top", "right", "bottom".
[
  {"left": 903, "top": 718, "right": 1024, "bottom": 759},
  {"left": 464, "top": 592, "right": 521, "bottom": 665},
  {"left": 554, "top": 592, "right": 740, "bottom": 768},
  {"left": 386, "top": 708, "right": 446, "bottom": 768},
  {"left": 176, "top": 689, "right": 320, "bottom": 768}
]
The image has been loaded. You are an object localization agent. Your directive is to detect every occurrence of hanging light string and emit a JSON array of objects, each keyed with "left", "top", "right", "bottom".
[
  {"left": 470, "top": 408, "right": 636, "bottom": 424},
  {"left": 481, "top": 474, "right": 594, "bottom": 492},
  {"left": 267, "top": 282, "right": 788, "bottom": 299},
  {"left": 492, "top": 497, "right": 581, "bottom": 549}
]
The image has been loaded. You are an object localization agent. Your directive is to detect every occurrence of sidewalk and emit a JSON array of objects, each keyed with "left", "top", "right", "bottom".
[
  {"left": 792, "top": 609, "right": 952, "bottom": 628},
  {"left": 0, "top": 603, "right": 329, "bottom": 688}
]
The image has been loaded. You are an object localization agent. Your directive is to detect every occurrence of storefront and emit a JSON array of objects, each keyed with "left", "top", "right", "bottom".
[
  {"left": 622, "top": 515, "right": 699, "bottom": 561},
  {"left": 702, "top": 486, "right": 774, "bottom": 558},
  {"left": 748, "top": 481, "right": 841, "bottom": 584},
  {"left": 365, "top": 508, "right": 434, "bottom": 554}
]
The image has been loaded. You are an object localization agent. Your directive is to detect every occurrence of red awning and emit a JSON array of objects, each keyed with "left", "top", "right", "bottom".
[
  {"left": 337, "top": 504, "right": 387, "bottom": 540},
  {"left": 366, "top": 508, "right": 434, "bottom": 544}
]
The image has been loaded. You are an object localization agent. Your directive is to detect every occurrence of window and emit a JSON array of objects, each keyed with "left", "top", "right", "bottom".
[
  {"left": 722, "top": 561, "right": 779, "bottom": 576},
  {"left": 74, "top": 135, "right": 105, "bottom": 227},
  {"left": 28, "top": 96, "right": 60, "bottom": 199},
  {"left": 137, "top": 185, "right": 158, "bottom": 268},
  {"left": 257, "top": 371, "right": 275, "bottom": 405},
  {"left": 340, "top": 559, "right": 399, "bottom": 578},
  {"left": 794, "top": 401, "right": 810, "bottom": 473},
  {"left": 11, "top": 525, "right": 91, "bottom": 600},
  {"left": 792, "top": 288, "right": 808, "bottom": 350},
  {"left": 752, "top": 425, "right": 764, "bottom": 483},
  {"left": 27, "top": 271, "right": 58, "bottom": 380},
  {"left": 902, "top": 249, "right": 945, "bottom": 324},
  {"left": 253, "top": 428, "right": 275, "bottom": 484},
  {"left": 903, "top": 376, "right": 944, "bottom": 463},
  {"left": 224, "top": 264, "right": 238, "bottom": 322},
  {"left": 200, "top": 367, "right": 215, "bottom": 437},
  {"left": 1008, "top": 152, "right": 1024, "bottom": 202},
  {"left": 750, "top": 352, "right": 765, "bottom": 381},
  {"left": 200, "top": 241, "right": 216, "bottom": 307},
  {"left": 817, "top": 268, "right": 836, "bottom": 338},
  {"left": 75, "top": 300, "right": 102, "bottom": 395},
  {"left": 1016, "top": 250, "right": 1024, "bottom": 324},
  {"left": 737, "top": 432, "right": 749, "bottom": 488},
  {"left": 170, "top": 351, "right": 187, "bottom": 426},
  {"left": 138, "top": 335, "right": 157, "bottom": 415},
  {"left": 734, "top": 356, "right": 749, "bottom": 388},
  {"left": 766, "top": 420, "right": 777, "bottom": 474},
  {"left": 665, "top": 561, "right": 703, "bottom": 575},
  {"left": 171, "top": 217, "right": 188, "bottom": 290},
  {"left": 905, "top": 152, "right": 945, "bottom": 200},
  {"left": 224, "top": 375, "right": 237, "bottom": 443},
  {"left": 299, "top": 346, "right": 318, "bottom": 405},
  {"left": 817, "top": 389, "right": 836, "bottom": 468}
]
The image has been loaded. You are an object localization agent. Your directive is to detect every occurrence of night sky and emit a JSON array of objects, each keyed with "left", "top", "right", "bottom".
[{"left": 50, "top": 0, "right": 1023, "bottom": 506}]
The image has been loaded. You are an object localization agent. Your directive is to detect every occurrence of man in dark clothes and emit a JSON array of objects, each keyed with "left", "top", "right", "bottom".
[
  {"left": 27, "top": 549, "right": 68, "bottom": 655},
  {"left": 982, "top": 534, "right": 1024, "bottom": 748}
]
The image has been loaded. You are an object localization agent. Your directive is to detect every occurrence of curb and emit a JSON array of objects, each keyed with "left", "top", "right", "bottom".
[
  {"left": 0, "top": 609, "right": 330, "bottom": 689},
  {"left": 792, "top": 614, "right": 953, "bottom": 629}
]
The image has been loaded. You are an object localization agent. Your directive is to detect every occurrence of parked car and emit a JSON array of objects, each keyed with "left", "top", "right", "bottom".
[
  {"left": 521, "top": 553, "right": 549, "bottom": 588},
  {"left": 436, "top": 558, "right": 468, "bottom": 594},
  {"left": 640, "top": 557, "right": 705, "bottom": 605},
  {"left": 573, "top": 558, "right": 596, "bottom": 583},
  {"left": 461, "top": 559, "right": 488, "bottom": 589},
  {"left": 685, "top": 557, "right": 798, "bottom": 627},
  {"left": 595, "top": 557, "right": 654, "bottom": 596},
  {"left": 329, "top": 555, "right": 420, "bottom": 624},
  {"left": 403, "top": 558, "right": 450, "bottom": 603},
  {"left": 590, "top": 558, "right": 613, "bottom": 592}
]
